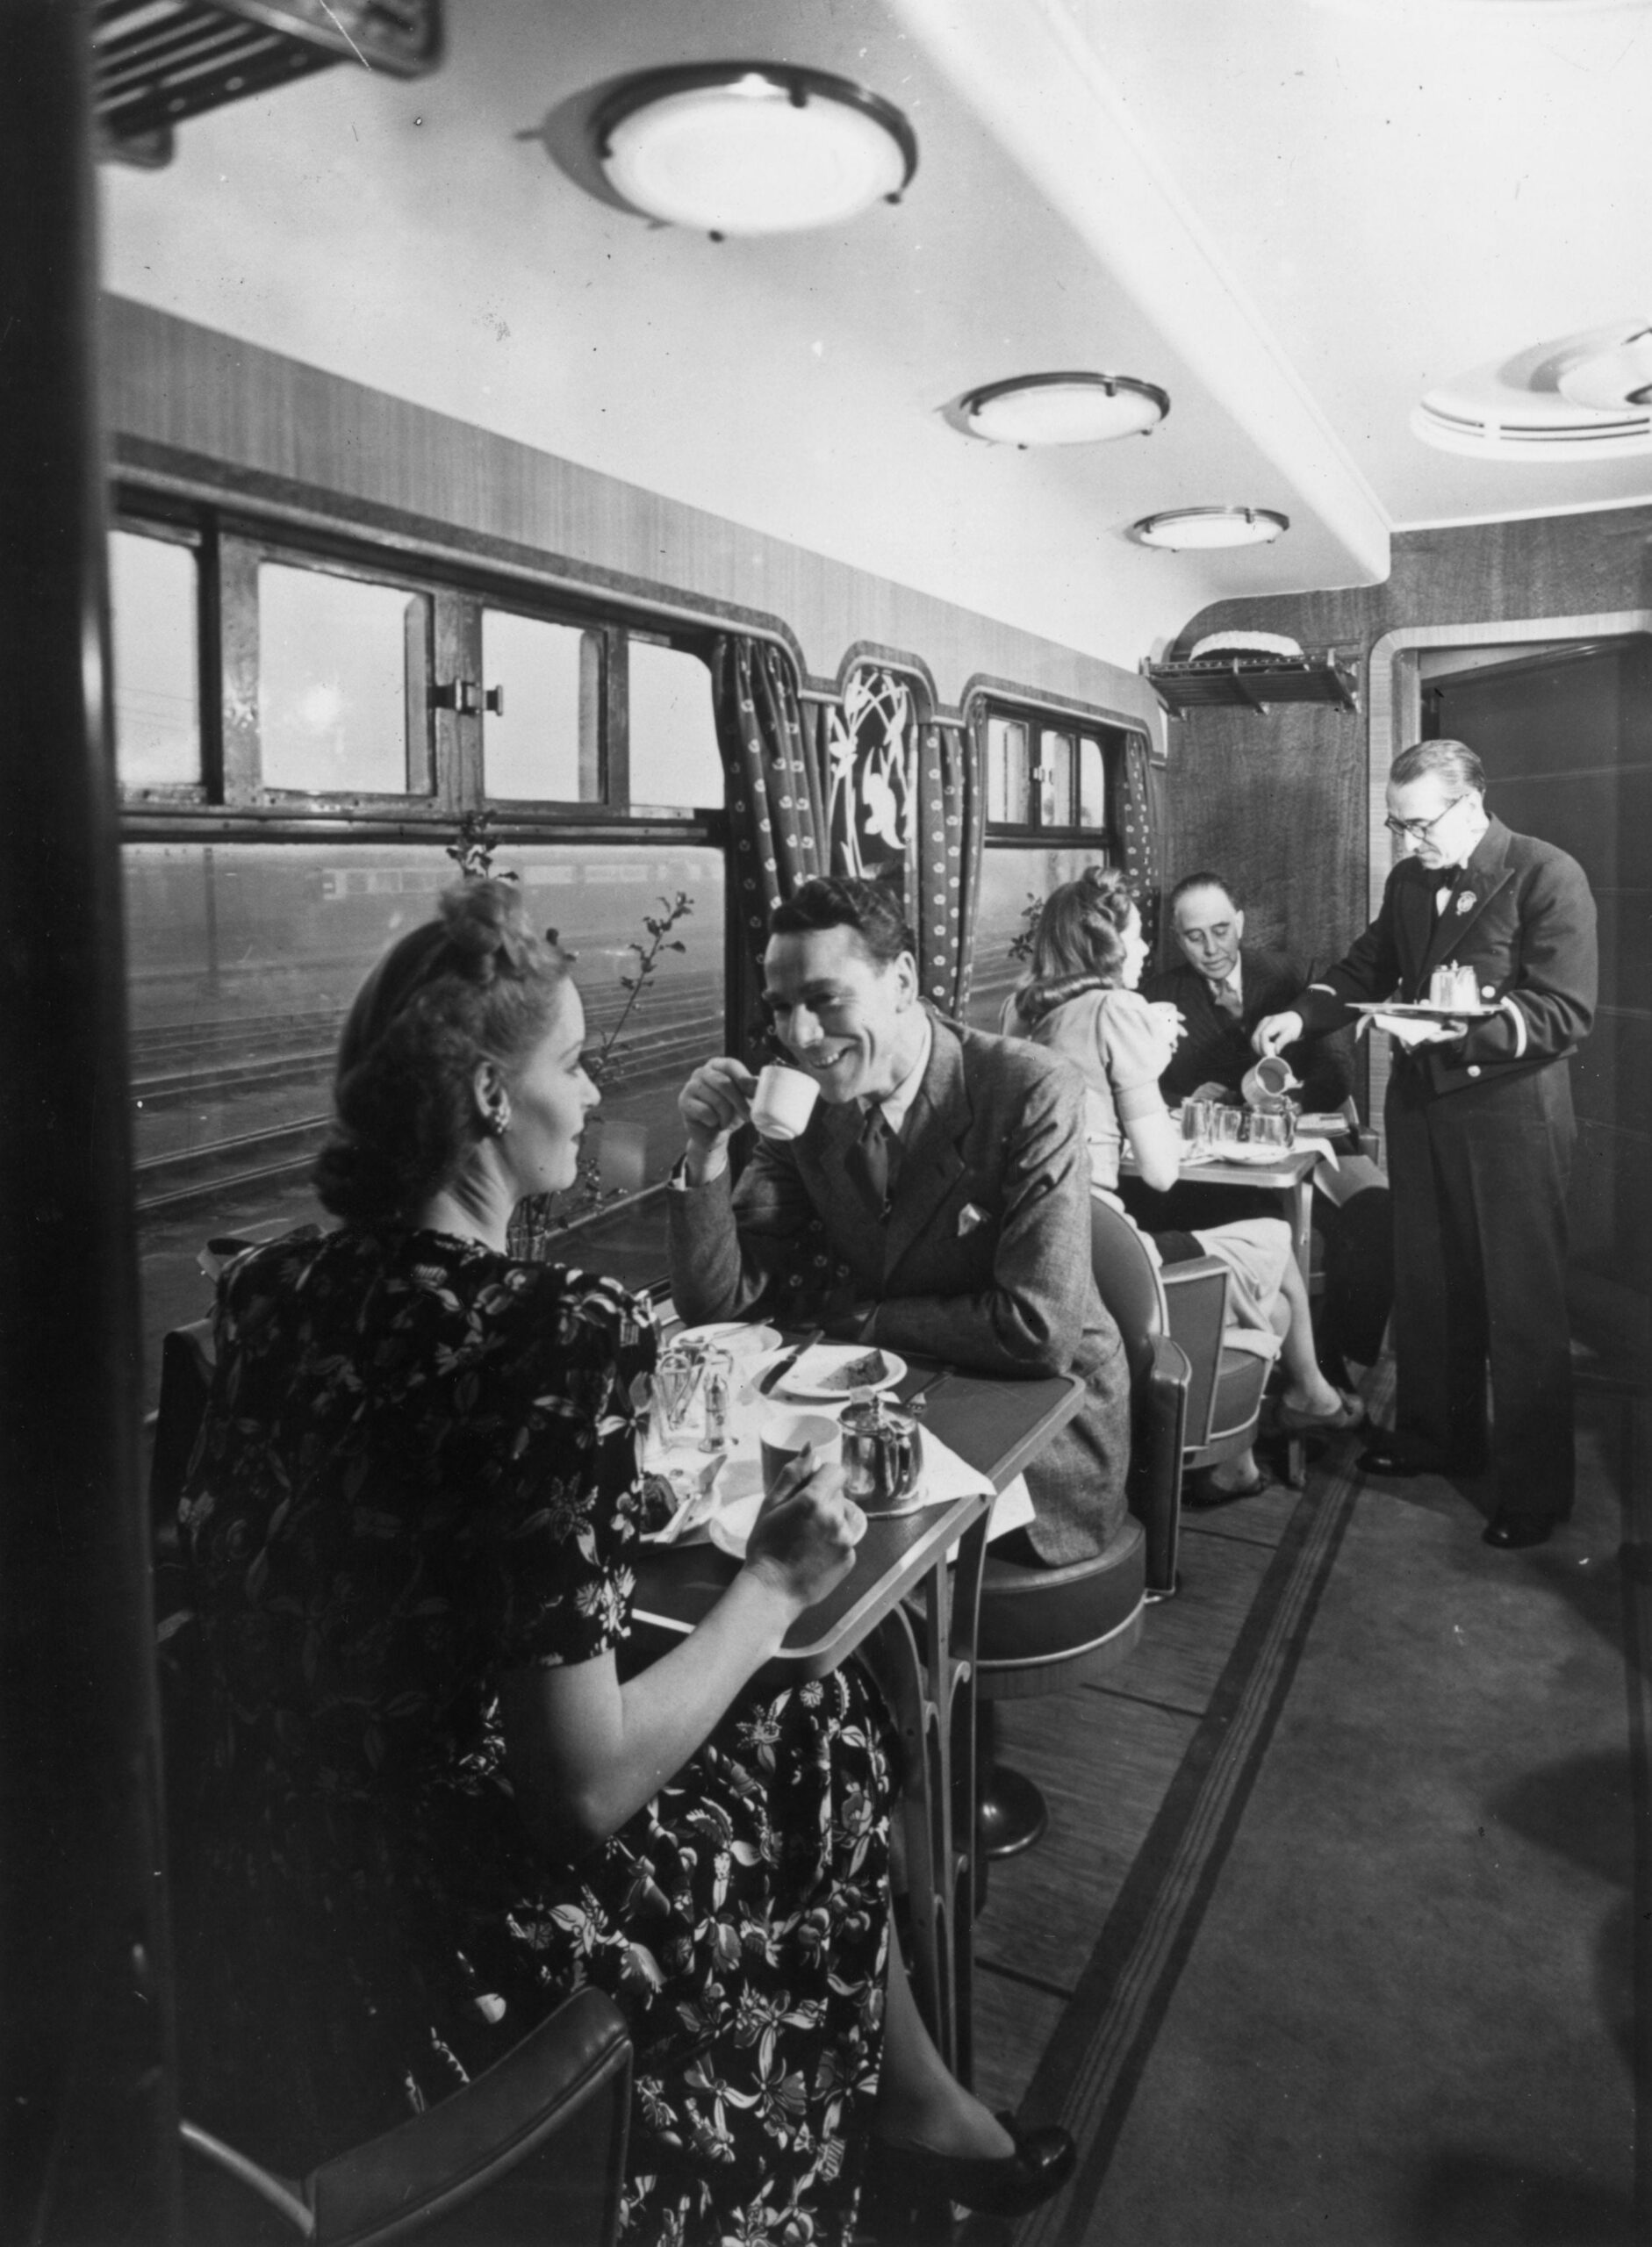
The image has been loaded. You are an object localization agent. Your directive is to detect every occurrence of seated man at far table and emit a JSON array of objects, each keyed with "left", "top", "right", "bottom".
[
  {"left": 1138, "top": 870, "right": 1393, "bottom": 1386},
  {"left": 667, "top": 875, "right": 1131, "bottom": 1568}
]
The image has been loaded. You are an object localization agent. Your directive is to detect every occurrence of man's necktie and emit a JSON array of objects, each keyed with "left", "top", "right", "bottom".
[
  {"left": 845, "top": 1102, "right": 897, "bottom": 1221},
  {"left": 1210, "top": 980, "right": 1243, "bottom": 1022},
  {"left": 1434, "top": 866, "right": 1463, "bottom": 917}
]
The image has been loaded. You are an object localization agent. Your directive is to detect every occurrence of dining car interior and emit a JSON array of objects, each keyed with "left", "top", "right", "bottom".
[{"left": 4, "top": 0, "right": 1651, "bottom": 2241}]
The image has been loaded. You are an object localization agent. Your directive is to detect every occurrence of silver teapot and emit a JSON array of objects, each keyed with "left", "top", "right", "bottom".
[{"left": 840, "top": 1393, "right": 924, "bottom": 1512}]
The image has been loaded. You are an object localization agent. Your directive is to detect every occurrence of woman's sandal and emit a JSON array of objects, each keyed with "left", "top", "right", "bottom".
[
  {"left": 1276, "top": 1389, "right": 1366, "bottom": 1434},
  {"left": 1184, "top": 1465, "right": 1270, "bottom": 1509}
]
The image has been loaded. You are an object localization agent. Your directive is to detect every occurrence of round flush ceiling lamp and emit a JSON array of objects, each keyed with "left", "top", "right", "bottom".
[
  {"left": 1558, "top": 326, "right": 1652, "bottom": 412},
  {"left": 1130, "top": 506, "right": 1289, "bottom": 550},
  {"left": 591, "top": 64, "right": 917, "bottom": 238},
  {"left": 959, "top": 371, "right": 1169, "bottom": 446}
]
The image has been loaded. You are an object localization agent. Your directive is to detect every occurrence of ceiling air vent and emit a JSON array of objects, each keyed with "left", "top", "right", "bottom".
[{"left": 1412, "top": 320, "right": 1652, "bottom": 461}]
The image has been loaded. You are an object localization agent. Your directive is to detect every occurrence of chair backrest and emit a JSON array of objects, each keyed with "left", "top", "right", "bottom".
[
  {"left": 149, "top": 1317, "right": 215, "bottom": 1534},
  {"left": 1157, "top": 1260, "right": 1230, "bottom": 1447},
  {"left": 1088, "top": 1198, "right": 1167, "bottom": 1389},
  {"left": 180, "top": 1988, "right": 633, "bottom": 2247}
]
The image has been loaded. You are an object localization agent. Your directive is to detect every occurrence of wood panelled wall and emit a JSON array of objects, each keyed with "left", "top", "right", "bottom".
[
  {"left": 1165, "top": 507, "right": 1652, "bottom": 967},
  {"left": 101, "top": 295, "right": 1162, "bottom": 738},
  {"left": 1168, "top": 506, "right": 1652, "bottom": 1306}
]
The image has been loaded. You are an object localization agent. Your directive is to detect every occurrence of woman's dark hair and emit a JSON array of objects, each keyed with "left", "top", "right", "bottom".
[
  {"left": 313, "top": 879, "right": 570, "bottom": 1224},
  {"left": 1011, "top": 865, "right": 1137, "bottom": 1026},
  {"left": 769, "top": 874, "right": 916, "bottom": 968}
]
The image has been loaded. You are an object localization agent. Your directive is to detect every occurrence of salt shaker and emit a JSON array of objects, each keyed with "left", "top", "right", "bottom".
[{"left": 700, "top": 1354, "right": 731, "bottom": 1452}]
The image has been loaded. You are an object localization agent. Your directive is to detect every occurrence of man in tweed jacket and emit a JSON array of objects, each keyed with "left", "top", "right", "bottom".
[{"left": 669, "top": 877, "right": 1130, "bottom": 1567}]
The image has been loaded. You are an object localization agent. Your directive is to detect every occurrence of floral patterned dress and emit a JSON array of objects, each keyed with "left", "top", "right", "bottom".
[{"left": 169, "top": 1225, "right": 892, "bottom": 2246}]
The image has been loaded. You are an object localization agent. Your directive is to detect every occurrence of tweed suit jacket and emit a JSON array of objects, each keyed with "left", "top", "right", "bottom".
[
  {"left": 1142, "top": 946, "right": 1348, "bottom": 1110},
  {"left": 667, "top": 1017, "right": 1131, "bottom": 1565},
  {"left": 1294, "top": 816, "right": 1597, "bottom": 1097}
]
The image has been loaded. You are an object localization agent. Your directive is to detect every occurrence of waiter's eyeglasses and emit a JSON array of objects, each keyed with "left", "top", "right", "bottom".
[{"left": 1383, "top": 797, "right": 1465, "bottom": 843}]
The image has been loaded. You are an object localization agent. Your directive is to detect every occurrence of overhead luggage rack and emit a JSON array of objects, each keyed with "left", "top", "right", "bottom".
[
  {"left": 1142, "top": 648, "right": 1361, "bottom": 717},
  {"left": 93, "top": 0, "right": 442, "bottom": 166}
]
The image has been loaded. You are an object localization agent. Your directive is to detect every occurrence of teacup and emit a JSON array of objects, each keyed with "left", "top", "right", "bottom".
[
  {"left": 758, "top": 1410, "right": 843, "bottom": 1497},
  {"left": 750, "top": 1064, "right": 821, "bottom": 1142}
]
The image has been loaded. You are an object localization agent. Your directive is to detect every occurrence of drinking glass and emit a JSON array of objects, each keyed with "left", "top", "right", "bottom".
[
  {"left": 1181, "top": 1100, "right": 1216, "bottom": 1154},
  {"left": 1248, "top": 1109, "right": 1296, "bottom": 1150},
  {"left": 1209, "top": 1106, "right": 1245, "bottom": 1149},
  {"left": 654, "top": 1346, "right": 705, "bottom": 1444}
]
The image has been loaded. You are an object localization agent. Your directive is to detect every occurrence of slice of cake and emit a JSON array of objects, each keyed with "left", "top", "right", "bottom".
[{"left": 820, "top": 1348, "right": 890, "bottom": 1392}]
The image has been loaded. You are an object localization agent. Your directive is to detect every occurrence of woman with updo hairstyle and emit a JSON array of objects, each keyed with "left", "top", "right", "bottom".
[
  {"left": 172, "top": 877, "right": 1038, "bottom": 2244},
  {"left": 1004, "top": 867, "right": 1362, "bottom": 1502}
]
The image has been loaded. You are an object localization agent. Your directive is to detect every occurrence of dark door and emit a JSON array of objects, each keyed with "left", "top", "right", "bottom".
[{"left": 1423, "top": 636, "right": 1651, "bottom": 1343}]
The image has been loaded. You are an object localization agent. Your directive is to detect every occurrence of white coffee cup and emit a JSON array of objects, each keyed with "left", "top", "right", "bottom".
[
  {"left": 749, "top": 1063, "right": 821, "bottom": 1141},
  {"left": 758, "top": 1410, "right": 843, "bottom": 1497}
]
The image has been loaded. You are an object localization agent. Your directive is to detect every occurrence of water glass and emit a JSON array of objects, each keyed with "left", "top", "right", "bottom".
[
  {"left": 1247, "top": 1109, "right": 1296, "bottom": 1150},
  {"left": 1208, "top": 1105, "right": 1245, "bottom": 1148},
  {"left": 1181, "top": 1100, "right": 1217, "bottom": 1152},
  {"left": 653, "top": 1346, "right": 706, "bottom": 1443}
]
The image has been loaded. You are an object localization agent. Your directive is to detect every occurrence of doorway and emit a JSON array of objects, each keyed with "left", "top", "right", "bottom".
[{"left": 1419, "top": 634, "right": 1651, "bottom": 1357}]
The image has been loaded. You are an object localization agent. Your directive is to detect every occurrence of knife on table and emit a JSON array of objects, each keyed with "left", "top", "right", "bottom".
[{"left": 758, "top": 1327, "right": 824, "bottom": 1396}]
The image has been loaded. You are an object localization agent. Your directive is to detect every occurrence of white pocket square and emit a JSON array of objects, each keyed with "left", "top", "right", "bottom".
[{"left": 957, "top": 1202, "right": 988, "bottom": 1237}]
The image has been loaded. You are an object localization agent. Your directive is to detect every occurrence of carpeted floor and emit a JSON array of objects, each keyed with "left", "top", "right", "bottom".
[{"left": 1020, "top": 1380, "right": 1643, "bottom": 2247}]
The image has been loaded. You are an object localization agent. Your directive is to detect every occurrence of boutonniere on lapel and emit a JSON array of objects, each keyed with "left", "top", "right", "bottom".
[
  {"left": 1454, "top": 892, "right": 1474, "bottom": 915},
  {"left": 957, "top": 1202, "right": 988, "bottom": 1237}
]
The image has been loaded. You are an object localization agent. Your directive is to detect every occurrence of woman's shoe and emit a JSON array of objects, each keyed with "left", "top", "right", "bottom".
[
  {"left": 866, "top": 2112, "right": 1076, "bottom": 2221},
  {"left": 1276, "top": 1389, "right": 1366, "bottom": 1433},
  {"left": 1184, "top": 1465, "right": 1269, "bottom": 1508}
]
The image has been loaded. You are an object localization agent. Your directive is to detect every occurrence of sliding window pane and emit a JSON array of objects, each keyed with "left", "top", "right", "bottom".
[
  {"left": 962, "top": 844, "right": 1100, "bottom": 1034},
  {"left": 628, "top": 641, "right": 721, "bottom": 810},
  {"left": 482, "top": 612, "right": 595, "bottom": 800},
  {"left": 1040, "top": 730, "right": 1075, "bottom": 829},
  {"left": 111, "top": 530, "right": 199, "bottom": 787},
  {"left": 1077, "top": 736, "right": 1107, "bottom": 829},
  {"left": 259, "top": 564, "right": 427, "bottom": 794},
  {"left": 987, "top": 716, "right": 1030, "bottom": 825}
]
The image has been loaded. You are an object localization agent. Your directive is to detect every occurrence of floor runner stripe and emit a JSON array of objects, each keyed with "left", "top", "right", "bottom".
[{"left": 1015, "top": 1442, "right": 1368, "bottom": 2247}]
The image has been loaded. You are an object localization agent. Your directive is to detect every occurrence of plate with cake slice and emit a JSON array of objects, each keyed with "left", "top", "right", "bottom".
[{"left": 778, "top": 1343, "right": 908, "bottom": 1402}]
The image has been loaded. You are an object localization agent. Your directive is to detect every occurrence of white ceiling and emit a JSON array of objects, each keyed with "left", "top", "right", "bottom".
[{"left": 98, "top": 0, "right": 1652, "bottom": 672}]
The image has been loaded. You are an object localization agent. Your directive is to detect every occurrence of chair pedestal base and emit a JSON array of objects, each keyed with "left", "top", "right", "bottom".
[{"left": 977, "top": 1765, "right": 1050, "bottom": 1859}]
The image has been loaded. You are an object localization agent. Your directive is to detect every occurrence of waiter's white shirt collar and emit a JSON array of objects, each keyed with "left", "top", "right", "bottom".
[{"left": 1206, "top": 961, "right": 1242, "bottom": 1002}]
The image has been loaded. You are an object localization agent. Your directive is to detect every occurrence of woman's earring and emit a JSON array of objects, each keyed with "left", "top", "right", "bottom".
[{"left": 487, "top": 1101, "right": 512, "bottom": 1137}]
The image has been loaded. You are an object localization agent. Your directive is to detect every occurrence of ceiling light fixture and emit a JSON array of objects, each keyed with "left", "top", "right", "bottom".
[
  {"left": 1413, "top": 321, "right": 1652, "bottom": 459},
  {"left": 958, "top": 371, "right": 1169, "bottom": 446},
  {"left": 590, "top": 63, "right": 917, "bottom": 238},
  {"left": 1131, "top": 506, "right": 1289, "bottom": 550}
]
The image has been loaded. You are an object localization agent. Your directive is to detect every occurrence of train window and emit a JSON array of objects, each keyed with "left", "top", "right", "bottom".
[
  {"left": 627, "top": 639, "right": 722, "bottom": 810},
  {"left": 962, "top": 843, "right": 1104, "bottom": 1036},
  {"left": 985, "top": 704, "right": 1119, "bottom": 840},
  {"left": 258, "top": 563, "right": 432, "bottom": 796},
  {"left": 480, "top": 609, "right": 600, "bottom": 801},
  {"left": 123, "top": 837, "right": 723, "bottom": 1403},
  {"left": 110, "top": 528, "right": 200, "bottom": 790}
]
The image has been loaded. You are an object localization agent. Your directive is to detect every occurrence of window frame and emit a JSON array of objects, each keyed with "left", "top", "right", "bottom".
[
  {"left": 110, "top": 493, "right": 729, "bottom": 834},
  {"left": 978, "top": 691, "right": 1141, "bottom": 851}
]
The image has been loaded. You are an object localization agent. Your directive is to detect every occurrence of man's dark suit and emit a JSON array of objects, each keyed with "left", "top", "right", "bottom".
[
  {"left": 1142, "top": 947, "right": 1348, "bottom": 1111},
  {"left": 1296, "top": 815, "right": 1597, "bottom": 1525},
  {"left": 668, "top": 1017, "right": 1131, "bottom": 1567}
]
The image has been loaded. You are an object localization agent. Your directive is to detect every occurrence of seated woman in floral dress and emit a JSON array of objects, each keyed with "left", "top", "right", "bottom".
[
  {"left": 168, "top": 878, "right": 1071, "bottom": 2246},
  {"left": 1003, "top": 868, "right": 1362, "bottom": 1503}
]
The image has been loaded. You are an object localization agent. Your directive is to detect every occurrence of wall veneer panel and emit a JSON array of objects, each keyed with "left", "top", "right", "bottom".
[{"left": 102, "top": 295, "right": 1162, "bottom": 738}]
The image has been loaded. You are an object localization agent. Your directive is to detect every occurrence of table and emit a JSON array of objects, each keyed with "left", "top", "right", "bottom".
[
  {"left": 629, "top": 1355, "right": 1087, "bottom": 2083},
  {"left": 1122, "top": 1142, "right": 1323, "bottom": 1287}
]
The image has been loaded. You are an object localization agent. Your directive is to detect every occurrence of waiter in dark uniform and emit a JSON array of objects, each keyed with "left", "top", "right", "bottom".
[{"left": 1254, "top": 739, "right": 1597, "bottom": 1549}]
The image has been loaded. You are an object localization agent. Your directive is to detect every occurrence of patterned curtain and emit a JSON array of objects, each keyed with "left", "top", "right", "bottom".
[
  {"left": 921, "top": 715, "right": 986, "bottom": 1017},
  {"left": 1119, "top": 732, "right": 1167, "bottom": 948},
  {"left": 710, "top": 636, "right": 830, "bottom": 969}
]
